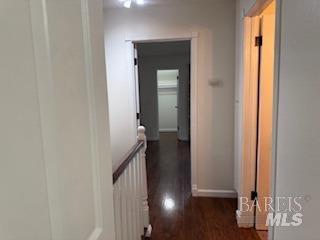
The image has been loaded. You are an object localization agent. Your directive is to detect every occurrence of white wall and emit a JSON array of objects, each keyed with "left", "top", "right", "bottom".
[
  {"left": 273, "top": 0, "right": 320, "bottom": 238},
  {"left": 104, "top": 1, "right": 236, "bottom": 192},
  {"left": 158, "top": 70, "right": 178, "bottom": 132}
]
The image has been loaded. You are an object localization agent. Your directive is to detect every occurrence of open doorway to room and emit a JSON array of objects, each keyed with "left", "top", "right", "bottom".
[
  {"left": 241, "top": 1, "right": 276, "bottom": 240},
  {"left": 135, "top": 41, "right": 191, "bottom": 142},
  {"left": 134, "top": 40, "right": 192, "bottom": 237}
]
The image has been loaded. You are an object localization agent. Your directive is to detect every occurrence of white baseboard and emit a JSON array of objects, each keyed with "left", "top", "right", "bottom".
[
  {"left": 192, "top": 185, "right": 198, "bottom": 196},
  {"left": 236, "top": 210, "right": 254, "bottom": 228},
  {"left": 192, "top": 185, "right": 237, "bottom": 198}
]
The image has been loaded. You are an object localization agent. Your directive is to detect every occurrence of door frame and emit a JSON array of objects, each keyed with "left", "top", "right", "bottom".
[
  {"left": 238, "top": 0, "right": 282, "bottom": 239},
  {"left": 125, "top": 32, "right": 199, "bottom": 195}
]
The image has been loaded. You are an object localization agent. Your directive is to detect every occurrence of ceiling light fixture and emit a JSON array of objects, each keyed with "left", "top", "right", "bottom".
[
  {"left": 123, "top": 0, "right": 132, "bottom": 8},
  {"left": 120, "top": 0, "right": 144, "bottom": 8},
  {"left": 136, "top": 0, "right": 144, "bottom": 5}
]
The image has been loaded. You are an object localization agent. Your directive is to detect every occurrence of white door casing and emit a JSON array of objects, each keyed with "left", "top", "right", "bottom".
[
  {"left": 125, "top": 33, "right": 199, "bottom": 194},
  {"left": 133, "top": 43, "right": 141, "bottom": 127},
  {"left": 237, "top": 16, "right": 260, "bottom": 228}
]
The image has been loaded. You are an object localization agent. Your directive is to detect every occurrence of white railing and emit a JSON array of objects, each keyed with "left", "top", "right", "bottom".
[{"left": 113, "top": 126, "right": 151, "bottom": 240}]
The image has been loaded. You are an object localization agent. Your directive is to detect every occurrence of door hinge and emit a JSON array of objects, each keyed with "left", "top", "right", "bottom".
[
  {"left": 251, "top": 191, "right": 258, "bottom": 201},
  {"left": 136, "top": 112, "right": 140, "bottom": 120},
  {"left": 134, "top": 58, "right": 138, "bottom": 66},
  {"left": 255, "top": 36, "right": 263, "bottom": 47}
]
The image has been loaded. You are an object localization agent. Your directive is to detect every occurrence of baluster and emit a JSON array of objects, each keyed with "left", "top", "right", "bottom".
[
  {"left": 137, "top": 135, "right": 144, "bottom": 235},
  {"left": 113, "top": 126, "right": 151, "bottom": 240},
  {"left": 137, "top": 126, "right": 150, "bottom": 231},
  {"left": 130, "top": 160, "right": 138, "bottom": 239},
  {"left": 113, "top": 180, "right": 121, "bottom": 240},
  {"left": 136, "top": 152, "right": 143, "bottom": 235},
  {"left": 133, "top": 155, "right": 140, "bottom": 239},
  {"left": 128, "top": 164, "right": 134, "bottom": 240},
  {"left": 121, "top": 171, "right": 129, "bottom": 240}
]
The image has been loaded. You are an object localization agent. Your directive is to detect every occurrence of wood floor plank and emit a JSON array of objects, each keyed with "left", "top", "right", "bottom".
[{"left": 146, "top": 133, "right": 260, "bottom": 240}]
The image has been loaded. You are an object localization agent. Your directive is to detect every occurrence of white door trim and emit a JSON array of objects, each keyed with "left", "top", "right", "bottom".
[
  {"left": 269, "top": 1, "right": 282, "bottom": 239},
  {"left": 125, "top": 32, "right": 199, "bottom": 194}
]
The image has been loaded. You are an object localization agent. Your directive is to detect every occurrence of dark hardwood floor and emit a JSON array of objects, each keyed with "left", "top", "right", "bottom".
[{"left": 146, "top": 132, "right": 260, "bottom": 240}]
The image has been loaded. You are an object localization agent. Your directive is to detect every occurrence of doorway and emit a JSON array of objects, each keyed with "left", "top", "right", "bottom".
[
  {"left": 134, "top": 40, "right": 192, "bottom": 238},
  {"left": 242, "top": 1, "right": 276, "bottom": 239},
  {"left": 125, "top": 33, "right": 198, "bottom": 193},
  {"left": 157, "top": 69, "right": 179, "bottom": 133},
  {"left": 135, "top": 41, "right": 191, "bottom": 142}
]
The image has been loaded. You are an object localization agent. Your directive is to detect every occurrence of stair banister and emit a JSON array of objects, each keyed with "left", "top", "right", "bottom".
[{"left": 113, "top": 126, "right": 151, "bottom": 240}]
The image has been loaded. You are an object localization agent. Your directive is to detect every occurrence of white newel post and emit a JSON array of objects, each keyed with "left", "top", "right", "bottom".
[{"left": 137, "top": 126, "right": 151, "bottom": 235}]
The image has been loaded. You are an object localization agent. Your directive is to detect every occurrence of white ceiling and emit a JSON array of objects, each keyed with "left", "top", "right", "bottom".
[{"left": 103, "top": 0, "right": 222, "bottom": 9}]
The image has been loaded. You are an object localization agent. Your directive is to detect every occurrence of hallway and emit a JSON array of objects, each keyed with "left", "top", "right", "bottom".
[{"left": 146, "top": 133, "right": 260, "bottom": 240}]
